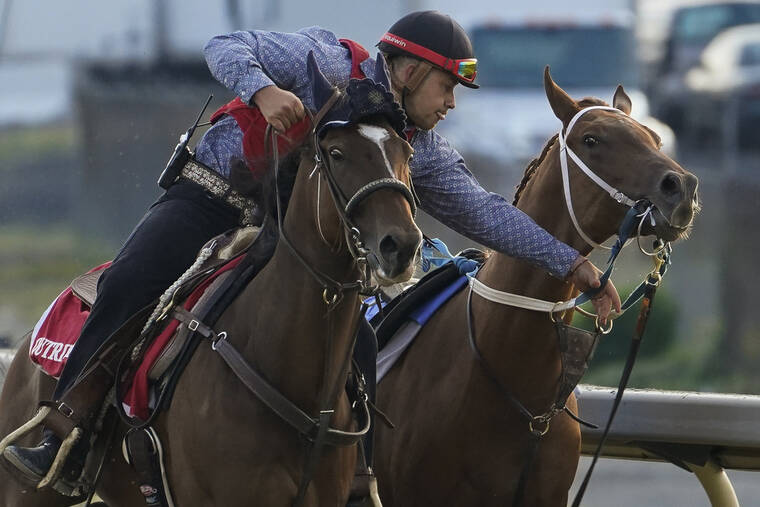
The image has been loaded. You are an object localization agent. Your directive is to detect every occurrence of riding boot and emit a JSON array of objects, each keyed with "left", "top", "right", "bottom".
[{"left": 2, "top": 429, "right": 61, "bottom": 482}]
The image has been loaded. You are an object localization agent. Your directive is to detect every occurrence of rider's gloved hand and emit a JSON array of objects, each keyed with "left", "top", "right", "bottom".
[
  {"left": 566, "top": 256, "right": 621, "bottom": 325},
  {"left": 253, "top": 85, "right": 306, "bottom": 133}
]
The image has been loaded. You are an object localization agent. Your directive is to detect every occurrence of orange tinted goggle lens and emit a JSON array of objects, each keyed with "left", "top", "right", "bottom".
[{"left": 456, "top": 59, "right": 477, "bottom": 81}]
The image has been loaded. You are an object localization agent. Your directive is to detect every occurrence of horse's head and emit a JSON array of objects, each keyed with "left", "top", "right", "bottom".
[
  {"left": 279, "top": 53, "right": 422, "bottom": 285},
  {"left": 542, "top": 67, "right": 698, "bottom": 247},
  {"left": 313, "top": 116, "right": 421, "bottom": 284}
]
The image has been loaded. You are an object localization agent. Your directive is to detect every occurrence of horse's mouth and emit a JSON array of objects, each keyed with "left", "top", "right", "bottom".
[{"left": 641, "top": 210, "right": 694, "bottom": 242}]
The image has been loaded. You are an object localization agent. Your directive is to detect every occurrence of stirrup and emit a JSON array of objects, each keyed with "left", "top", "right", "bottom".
[
  {"left": 0, "top": 406, "right": 85, "bottom": 494},
  {"left": 0, "top": 406, "right": 51, "bottom": 456}
]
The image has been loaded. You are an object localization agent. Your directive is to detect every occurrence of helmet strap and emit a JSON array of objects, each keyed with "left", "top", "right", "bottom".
[{"left": 403, "top": 60, "right": 432, "bottom": 95}]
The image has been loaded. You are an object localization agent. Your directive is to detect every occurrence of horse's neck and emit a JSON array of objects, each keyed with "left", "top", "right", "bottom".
[
  {"left": 472, "top": 146, "right": 593, "bottom": 407},
  {"left": 230, "top": 171, "right": 361, "bottom": 413}
]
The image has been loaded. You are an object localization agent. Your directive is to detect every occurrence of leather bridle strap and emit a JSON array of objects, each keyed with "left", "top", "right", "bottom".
[
  {"left": 465, "top": 288, "right": 562, "bottom": 507},
  {"left": 171, "top": 307, "right": 371, "bottom": 446},
  {"left": 570, "top": 251, "right": 669, "bottom": 507},
  {"left": 558, "top": 106, "right": 636, "bottom": 250}
]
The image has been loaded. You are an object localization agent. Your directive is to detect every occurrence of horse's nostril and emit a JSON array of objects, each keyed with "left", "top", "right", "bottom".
[
  {"left": 380, "top": 235, "right": 399, "bottom": 260},
  {"left": 660, "top": 172, "right": 681, "bottom": 197}
]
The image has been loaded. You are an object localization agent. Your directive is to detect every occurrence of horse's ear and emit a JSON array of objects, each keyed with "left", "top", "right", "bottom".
[
  {"left": 373, "top": 52, "right": 392, "bottom": 92},
  {"left": 612, "top": 85, "right": 632, "bottom": 115},
  {"left": 307, "top": 50, "right": 336, "bottom": 110},
  {"left": 543, "top": 66, "right": 579, "bottom": 126}
]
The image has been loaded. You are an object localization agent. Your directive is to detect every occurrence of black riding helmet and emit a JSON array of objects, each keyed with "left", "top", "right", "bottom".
[{"left": 377, "top": 10, "right": 479, "bottom": 89}]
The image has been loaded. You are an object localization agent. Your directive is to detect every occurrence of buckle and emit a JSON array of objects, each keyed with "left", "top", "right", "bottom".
[
  {"left": 188, "top": 320, "right": 200, "bottom": 331},
  {"left": 58, "top": 402, "right": 74, "bottom": 418},
  {"left": 211, "top": 331, "right": 228, "bottom": 351}
]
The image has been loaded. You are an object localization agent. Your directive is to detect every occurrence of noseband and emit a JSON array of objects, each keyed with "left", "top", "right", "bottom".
[{"left": 270, "top": 89, "right": 417, "bottom": 304}]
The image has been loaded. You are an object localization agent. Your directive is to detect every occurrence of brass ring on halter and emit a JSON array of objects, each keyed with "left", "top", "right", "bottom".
[
  {"left": 549, "top": 302, "right": 566, "bottom": 323},
  {"left": 323, "top": 288, "right": 339, "bottom": 306},
  {"left": 529, "top": 416, "right": 551, "bottom": 437},
  {"left": 595, "top": 316, "right": 614, "bottom": 335}
]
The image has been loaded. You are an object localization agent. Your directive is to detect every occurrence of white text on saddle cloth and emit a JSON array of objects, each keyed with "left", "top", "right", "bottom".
[{"left": 29, "top": 286, "right": 90, "bottom": 378}]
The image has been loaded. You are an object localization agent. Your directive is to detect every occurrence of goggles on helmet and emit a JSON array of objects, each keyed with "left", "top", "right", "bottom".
[{"left": 380, "top": 32, "right": 477, "bottom": 84}]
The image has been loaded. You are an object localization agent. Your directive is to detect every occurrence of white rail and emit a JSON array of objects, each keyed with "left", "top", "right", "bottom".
[{"left": 577, "top": 384, "right": 760, "bottom": 506}]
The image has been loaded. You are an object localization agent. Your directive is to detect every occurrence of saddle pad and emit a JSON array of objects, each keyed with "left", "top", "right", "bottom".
[
  {"left": 29, "top": 262, "right": 111, "bottom": 378},
  {"left": 122, "top": 254, "right": 245, "bottom": 420},
  {"left": 373, "top": 262, "right": 463, "bottom": 350},
  {"left": 374, "top": 266, "right": 468, "bottom": 383}
]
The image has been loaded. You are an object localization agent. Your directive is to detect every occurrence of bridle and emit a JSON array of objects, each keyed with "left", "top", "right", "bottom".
[
  {"left": 559, "top": 106, "right": 636, "bottom": 250},
  {"left": 269, "top": 88, "right": 417, "bottom": 305},
  {"left": 266, "top": 88, "right": 417, "bottom": 506},
  {"left": 469, "top": 105, "right": 667, "bottom": 321}
]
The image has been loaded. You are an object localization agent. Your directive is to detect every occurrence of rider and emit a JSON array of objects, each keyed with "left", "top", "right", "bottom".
[{"left": 3, "top": 10, "right": 620, "bottom": 486}]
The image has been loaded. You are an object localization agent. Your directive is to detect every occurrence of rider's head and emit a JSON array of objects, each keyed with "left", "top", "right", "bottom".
[{"left": 377, "top": 10, "right": 478, "bottom": 130}]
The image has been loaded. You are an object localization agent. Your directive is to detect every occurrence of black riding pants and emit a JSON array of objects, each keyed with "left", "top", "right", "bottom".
[{"left": 53, "top": 181, "right": 241, "bottom": 399}]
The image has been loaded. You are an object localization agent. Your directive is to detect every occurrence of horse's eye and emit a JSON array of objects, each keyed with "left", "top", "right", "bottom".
[
  {"left": 329, "top": 148, "right": 344, "bottom": 160},
  {"left": 583, "top": 135, "right": 598, "bottom": 147}
]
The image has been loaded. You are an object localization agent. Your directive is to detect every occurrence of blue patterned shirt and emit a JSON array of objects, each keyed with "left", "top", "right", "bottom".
[{"left": 194, "top": 27, "right": 579, "bottom": 278}]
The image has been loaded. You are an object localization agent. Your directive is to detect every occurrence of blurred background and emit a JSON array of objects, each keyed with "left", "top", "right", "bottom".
[
  {"left": 2, "top": 0, "right": 760, "bottom": 391},
  {"left": 2, "top": 0, "right": 760, "bottom": 387},
  {"left": 1, "top": 0, "right": 760, "bottom": 504}
]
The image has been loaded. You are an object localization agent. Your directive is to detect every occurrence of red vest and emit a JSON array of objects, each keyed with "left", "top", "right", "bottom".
[{"left": 209, "top": 38, "right": 369, "bottom": 177}]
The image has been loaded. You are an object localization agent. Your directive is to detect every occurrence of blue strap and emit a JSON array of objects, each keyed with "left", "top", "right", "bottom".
[{"left": 576, "top": 203, "right": 649, "bottom": 305}]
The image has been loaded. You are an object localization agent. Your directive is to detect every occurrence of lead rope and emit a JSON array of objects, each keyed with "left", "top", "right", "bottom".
[{"left": 570, "top": 247, "right": 669, "bottom": 507}]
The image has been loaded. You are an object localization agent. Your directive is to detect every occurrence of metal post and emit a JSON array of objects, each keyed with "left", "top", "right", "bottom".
[{"left": 686, "top": 460, "right": 740, "bottom": 507}]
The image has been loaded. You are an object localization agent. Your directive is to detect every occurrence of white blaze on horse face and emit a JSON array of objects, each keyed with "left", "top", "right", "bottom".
[{"left": 358, "top": 124, "right": 395, "bottom": 178}]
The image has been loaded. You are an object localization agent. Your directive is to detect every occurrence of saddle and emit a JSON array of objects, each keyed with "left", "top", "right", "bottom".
[{"left": 3, "top": 226, "right": 262, "bottom": 500}]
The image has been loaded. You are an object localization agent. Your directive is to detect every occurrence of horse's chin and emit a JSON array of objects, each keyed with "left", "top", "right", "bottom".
[
  {"left": 373, "top": 264, "right": 416, "bottom": 286},
  {"left": 641, "top": 222, "right": 692, "bottom": 243}
]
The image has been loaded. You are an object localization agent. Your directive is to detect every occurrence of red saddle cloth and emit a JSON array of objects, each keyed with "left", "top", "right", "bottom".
[
  {"left": 123, "top": 255, "right": 245, "bottom": 420},
  {"left": 29, "top": 262, "right": 112, "bottom": 378},
  {"left": 29, "top": 256, "right": 244, "bottom": 420}
]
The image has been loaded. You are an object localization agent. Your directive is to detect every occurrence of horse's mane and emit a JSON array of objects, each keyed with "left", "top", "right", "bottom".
[{"left": 512, "top": 97, "right": 608, "bottom": 206}]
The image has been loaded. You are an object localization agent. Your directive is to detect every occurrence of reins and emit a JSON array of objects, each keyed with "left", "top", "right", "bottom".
[
  {"left": 260, "top": 93, "right": 416, "bottom": 505},
  {"left": 570, "top": 244, "right": 669, "bottom": 507}
]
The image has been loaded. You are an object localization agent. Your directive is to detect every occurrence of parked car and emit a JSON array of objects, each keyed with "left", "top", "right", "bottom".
[
  {"left": 649, "top": 1, "right": 760, "bottom": 134},
  {"left": 436, "top": 17, "right": 676, "bottom": 197},
  {"left": 684, "top": 23, "right": 760, "bottom": 149}
]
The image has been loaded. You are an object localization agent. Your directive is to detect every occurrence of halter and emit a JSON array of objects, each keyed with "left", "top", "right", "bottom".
[
  {"left": 469, "top": 105, "right": 668, "bottom": 323},
  {"left": 270, "top": 90, "right": 417, "bottom": 305},
  {"left": 559, "top": 106, "right": 636, "bottom": 250}
]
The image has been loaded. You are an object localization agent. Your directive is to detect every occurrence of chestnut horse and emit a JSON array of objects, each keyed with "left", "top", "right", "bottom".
[
  {"left": 373, "top": 69, "right": 698, "bottom": 506},
  {"left": 0, "top": 59, "right": 422, "bottom": 506}
]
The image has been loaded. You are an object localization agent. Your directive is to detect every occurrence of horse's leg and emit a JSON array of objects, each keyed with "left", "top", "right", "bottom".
[
  {"left": 95, "top": 432, "right": 145, "bottom": 507},
  {"left": 0, "top": 335, "right": 77, "bottom": 507}
]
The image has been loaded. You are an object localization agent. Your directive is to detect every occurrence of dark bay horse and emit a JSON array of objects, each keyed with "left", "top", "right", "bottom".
[
  {"left": 373, "top": 69, "right": 699, "bottom": 506},
  {"left": 0, "top": 60, "right": 422, "bottom": 506}
]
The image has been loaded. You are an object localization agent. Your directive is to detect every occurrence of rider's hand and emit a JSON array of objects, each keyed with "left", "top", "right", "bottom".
[
  {"left": 566, "top": 256, "right": 622, "bottom": 325},
  {"left": 252, "top": 85, "right": 306, "bottom": 133}
]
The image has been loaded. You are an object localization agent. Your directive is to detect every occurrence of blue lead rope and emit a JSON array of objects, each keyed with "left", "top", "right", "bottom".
[{"left": 574, "top": 201, "right": 668, "bottom": 310}]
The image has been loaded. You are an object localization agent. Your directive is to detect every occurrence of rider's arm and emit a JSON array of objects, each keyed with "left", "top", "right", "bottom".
[
  {"left": 203, "top": 26, "right": 353, "bottom": 108},
  {"left": 410, "top": 130, "right": 580, "bottom": 279}
]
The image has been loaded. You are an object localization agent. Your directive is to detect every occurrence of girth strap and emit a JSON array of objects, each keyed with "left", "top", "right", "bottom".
[{"left": 171, "top": 307, "right": 370, "bottom": 447}]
